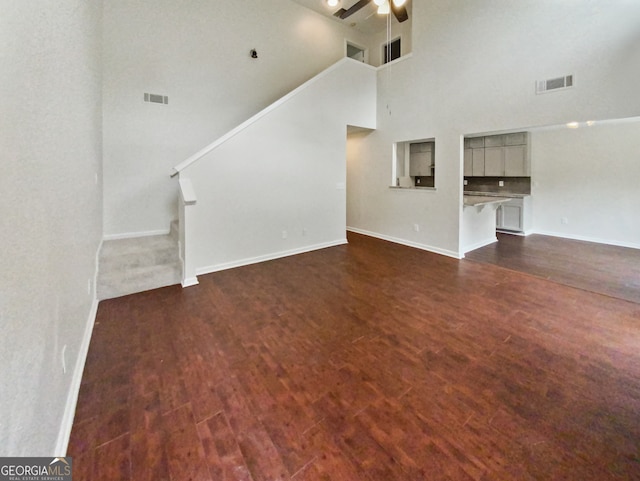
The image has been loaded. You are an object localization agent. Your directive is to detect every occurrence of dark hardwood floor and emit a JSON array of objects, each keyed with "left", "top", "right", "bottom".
[
  {"left": 465, "top": 233, "right": 640, "bottom": 304},
  {"left": 68, "top": 232, "right": 640, "bottom": 480}
]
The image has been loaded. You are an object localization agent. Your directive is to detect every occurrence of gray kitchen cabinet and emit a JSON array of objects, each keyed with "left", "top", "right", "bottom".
[
  {"left": 468, "top": 137, "right": 484, "bottom": 149},
  {"left": 504, "top": 144, "right": 528, "bottom": 176},
  {"left": 463, "top": 149, "right": 473, "bottom": 176},
  {"left": 463, "top": 132, "right": 530, "bottom": 177},
  {"left": 495, "top": 196, "right": 532, "bottom": 233},
  {"left": 497, "top": 202, "right": 523, "bottom": 231},
  {"left": 471, "top": 148, "right": 485, "bottom": 176},
  {"left": 409, "top": 142, "right": 434, "bottom": 176},
  {"left": 484, "top": 147, "right": 504, "bottom": 176},
  {"left": 505, "top": 132, "right": 527, "bottom": 146},
  {"left": 484, "top": 135, "right": 504, "bottom": 148}
]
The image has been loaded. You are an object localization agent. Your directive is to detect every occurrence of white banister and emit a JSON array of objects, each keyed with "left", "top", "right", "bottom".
[
  {"left": 178, "top": 177, "right": 198, "bottom": 287},
  {"left": 178, "top": 178, "right": 197, "bottom": 205},
  {"left": 170, "top": 57, "right": 377, "bottom": 177}
]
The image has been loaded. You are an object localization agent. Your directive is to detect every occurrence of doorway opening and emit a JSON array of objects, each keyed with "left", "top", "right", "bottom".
[{"left": 346, "top": 41, "right": 368, "bottom": 64}]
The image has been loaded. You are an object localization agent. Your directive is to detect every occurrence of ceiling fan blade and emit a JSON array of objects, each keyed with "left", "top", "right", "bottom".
[
  {"left": 391, "top": 2, "right": 409, "bottom": 22},
  {"left": 334, "top": 0, "right": 372, "bottom": 19}
]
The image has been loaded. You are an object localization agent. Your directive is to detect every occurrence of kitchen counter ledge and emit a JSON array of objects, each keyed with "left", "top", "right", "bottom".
[
  {"left": 464, "top": 191, "right": 529, "bottom": 198},
  {"left": 463, "top": 195, "right": 513, "bottom": 208}
]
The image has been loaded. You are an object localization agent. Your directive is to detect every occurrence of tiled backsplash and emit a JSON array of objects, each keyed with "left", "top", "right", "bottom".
[
  {"left": 415, "top": 176, "right": 435, "bottom": 188},
  {"left": 463, "top": 177, "right": 531, "bottom": 195}
]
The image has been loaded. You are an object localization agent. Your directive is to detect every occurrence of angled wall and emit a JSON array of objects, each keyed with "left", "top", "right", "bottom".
[
  {"left": 180, "top": 59, "right": 376, "bottom": 278},
  {"left": 102, "top": 0, "right": 373, "bottom": 238}
]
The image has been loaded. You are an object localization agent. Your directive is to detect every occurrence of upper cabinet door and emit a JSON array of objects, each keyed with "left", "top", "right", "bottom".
[
  {"left": 472, "top": 148, "right": 485, "bottom": 176},
  {"left": 484, "top": 135, "right": 504, "bottom": 148},
  {"left": 463, "top": 149, "right": 473, "bottom": 176},
  {"left": 484, "top": 147, "right": 504, "bottom": 176},
  {"left": 409, "top": 152, "right": 432, "bottom": 176},
  {"left": 468, "top": 137, "right": 484, "bottom": 149},
  {"left": 409, "top": 142, "right": 434, "bottom": 176},
  {"left": 504, "top": 132, "right": 528, "bottom": 146},
  {"left": 504, "top": 145, "right": 528, "bottom": 176},
  {"left": 463, "top": 132, "right": 529, "bottom": 177}
]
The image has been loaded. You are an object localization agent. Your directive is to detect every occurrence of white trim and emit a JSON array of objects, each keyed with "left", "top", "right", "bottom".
[
  {"left": 182, "top": 277, "right": 199, "bottom": 288},
  {"left": 103, "top": 228, "right": 170, "bottom": 241},
  {"left": 172, "top": 58, "right": 376, "bottom": 175},
  {"left": 347, "top": 227, "right": 462, "bottom": 259},
  {"left": 55, "top": 238, "right": 102, "bottom": 455},
  {"left": 380, "top": 35, "right": 402, "bottom": 65},
  {"left": 55, "top": 296, "right": 98, "bottom": 456},
  {"left": 178, "top": 178, "right": 197, "bottom": 205},
  {"left": 376, "top": 52, "right": 413, "bottom": 71},
  {"left": 345, "top": 39, "right": 369, "bottom": 64},
  {"left": 496, "top": 229, "right": 534, "bottom": 237},
  {"left": 532, "top": 230, "right": 640, "bottom": 250},
  {"left": 94, "top": 238, "right": 103, "bottom": 298},
  {"left": 462, "top": 236, "right": 498, "bottom": 255},
  {"left": 195, "top": 239, "right": 348, "bottom": 276}
]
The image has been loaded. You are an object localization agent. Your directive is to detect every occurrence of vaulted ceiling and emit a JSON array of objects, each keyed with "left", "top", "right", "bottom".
[{"left": 290, "top": 0, "right": 412, "bottom": 35}]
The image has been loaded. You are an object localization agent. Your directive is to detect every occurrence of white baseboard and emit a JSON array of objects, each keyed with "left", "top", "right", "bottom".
[
  {"left": 55, "top": 296, "right": 98, "bottom": 456},
  {"left": 533, "top": 230, "right": 640, "bottom": 250},
  {"left": 496, "top": 229, "right": 526, "bottom": 236},
  {"left": 462, "top": 236, "right": 498, "bottom": 255},
  {"left": 94, "top": 238, "right": 103, "bottom": 297},
  {"left": 182, "top": 277, "right": 199, "bottom": 288},
  {"left": 103, "top": 228, "right": 170, "bottom": 241},
  {"left": 196, "top": 239, "right": 348, "bottom": 276},
  {"left": 347, "top": 227, "right": 462, "bottom": 259},
  {"left": 55, "top": 239, "right": 102, "bottom": 455}
]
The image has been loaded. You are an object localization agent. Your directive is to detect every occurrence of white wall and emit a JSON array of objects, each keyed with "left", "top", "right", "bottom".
[
  {"left": 103, "top": 0, "right": 372, "bottom": 238},
  {"left": 368, "top": 16, "right": 413, "bottom": 67},
  {"left": 0, "top": 1, "right": 103, "bottom": 455},
  {"left": 347, "top": 0, "right": 640, "bottom": 256},
  {"left": 462, "top": 205, "right": 499, "bottom": 254},
  {"left": 531, "top": 118, "right": 640, "bottom": 248},
  {"left": 181, "top": 59, "right": 376, "bottom": 278}
]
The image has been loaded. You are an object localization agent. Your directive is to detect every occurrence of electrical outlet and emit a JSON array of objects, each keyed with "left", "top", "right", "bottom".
[
  {"left": 282, "top": 230, "right": 288, "bottom": 239},
  {"left": 463, "top": 180, "right": 468, "bottom": 186},
  {"left": 498, "top": 180, "right": 504, "bottom": 187},
  {"left": 561, "top": 217, "right": 569, "bottom": 225},
  {"left": 413, "top": 224, "right": 420, "bottom": 232},
  {"left": 302, "top": 228, "right": 307, "bottom": 237}
]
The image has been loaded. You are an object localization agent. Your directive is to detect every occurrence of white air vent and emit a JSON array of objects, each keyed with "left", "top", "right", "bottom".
[
  {"left": 144, "top": 93, "right": 169, "bottom": 104},
  {"left": 536, "top": 75, "right": 573, "bottom": 94}
]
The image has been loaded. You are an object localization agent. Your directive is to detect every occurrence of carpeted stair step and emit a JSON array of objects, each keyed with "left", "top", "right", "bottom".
[
  {"left": 97, "top": 261, "right": 181, "bottom": 300},
  {"left": 97, "top": 224, "right": 182, "bottom": 300}
]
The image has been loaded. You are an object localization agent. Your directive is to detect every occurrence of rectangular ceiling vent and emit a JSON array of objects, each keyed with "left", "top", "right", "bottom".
[
  {"left": 536, "top": 75, "right": 573, "bottom": 94},
  {"left": 144, "top": 93, "right": 168, "bottom": 104}
]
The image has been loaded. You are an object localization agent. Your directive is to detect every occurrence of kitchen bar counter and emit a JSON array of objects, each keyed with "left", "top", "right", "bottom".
[
  {"left": 464, "top": 190, "right": 530, "bottom": 198},
  {"left": 463, "top": 195, "right": 512, "bottom": 208},
  {"left": 461, "top": 195, "right": 513, "bottom": 255}
]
